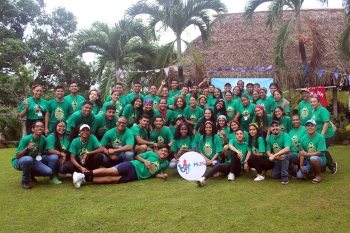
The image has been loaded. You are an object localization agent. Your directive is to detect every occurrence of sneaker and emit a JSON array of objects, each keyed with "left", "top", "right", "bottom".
[
  {"left": 227, "top": 172, "right": 235, "bottom": 181},
  {"left": 254, "top": 174, "right": 265, "bottom": 181},
  {"left": 50, "top": 177, "right": 62, "bottom": 184},
  {"left": 21, "top": 181, "right": 32, "bottom": 189},
  {"left": 331, "top": 162, "right": 337, "bottom": 174},
  {"left": 66, "top": 173, "right": 73, "bottom": 178},
  {"left": 281, "top": 176, "right": 289, "bottom": 185},
  {"left": 73, "top": 172, "right": 85, "bottom": 188},
  {"left": 250, "top": 168, "right": 256, "bottom": 171},
  {"left": 261, "top": 170, "right": 267, "bottom": 176},
  {"left": 196, "top": 177, "right": 205, "bottom": 186}
]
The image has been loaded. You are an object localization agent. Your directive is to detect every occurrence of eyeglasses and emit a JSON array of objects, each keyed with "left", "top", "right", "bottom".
[
  {"left": 117, "top": 122, "right": 127, "bottom": 125},
  {"left": 57, "top": 125, "right": 66, "bottom": 128}
]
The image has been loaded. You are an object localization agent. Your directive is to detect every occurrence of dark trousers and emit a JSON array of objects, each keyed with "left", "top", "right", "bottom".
[
  {"left": 248, "top": 154, "right": 274, "bottom": 174},
  {"left": 204, "top": 151, "right": 241, "bottom": 179},
  {"left": 59, "top": 153, "right": 104, "bottom": 173},
  {"left": 325, "top": 136, "right": 336, "bottom": 169}
]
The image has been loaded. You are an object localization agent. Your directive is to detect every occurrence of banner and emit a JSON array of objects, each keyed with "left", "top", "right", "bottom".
[
  {"left": 211, "top": 78, "right": 274, "bottom": 96},
  {"left": 177, "top": 152, "right": 206, "bottom": 181},
  {"left": 309, "top": 86, "right": 328, "bottom": 107}
]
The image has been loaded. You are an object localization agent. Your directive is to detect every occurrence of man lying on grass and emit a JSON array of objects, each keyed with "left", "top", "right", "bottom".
[{"left": 72, "top": 144, "right": 170, "bottom": 188}]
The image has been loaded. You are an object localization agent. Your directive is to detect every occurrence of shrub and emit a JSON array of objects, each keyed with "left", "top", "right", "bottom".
[{"left": 0, "top": 115, "right": 23, "bottom": 141}]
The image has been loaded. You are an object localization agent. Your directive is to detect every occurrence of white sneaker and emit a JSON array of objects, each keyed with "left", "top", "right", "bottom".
[
  {"left": 66, "top": 173, "right": 73, "bottom": 177},
  {"left": 254, "top": 174, "right": 265, "bottom": 181},
  {"left": 227, "top": 172, "right": 235, "bottom": 181},
  {"left": 250, "top": 168, "right": 256, "bottom": 171},
  {"left": 196, "top": 177, "right": 205, "bottom": 186},
  {"left": 73, "top": 172, "right": 85, "bottom": 188}
]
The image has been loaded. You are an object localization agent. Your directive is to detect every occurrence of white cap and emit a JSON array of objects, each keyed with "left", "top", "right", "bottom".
[{"left": 79, "top": 124, "right": 90, "bottom": 131}]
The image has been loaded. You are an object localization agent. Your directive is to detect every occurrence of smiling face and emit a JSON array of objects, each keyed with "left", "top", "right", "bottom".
[
  {"left": 181, "top": 87, "right": 188, "bottom": 95},
  {"left": 82, "top": 103, "right": 93, "bottom": 117},
  {"left": 105, "top": 109, "right": 116, "bottom": 121},
  {"left": 55, "top": 88, "right": 64, "bottom": 100},
  {"left": 248, "top": 125, "right": 257, "bottom": 137},
  {"left": 171, "top": 81, "right": 178, "bottom": 90},
  {"left": 230, "top": 121, "right": 239, "bottom": 131},
  {"left": 218, "top": 118, "right": 226, "bottom": 127},
  {"left": 306, "top": 123, "right": 317, "bottom": 134},
  {"left": 246, "top": 85, "right": 253, "bottom": 94},
  {"left": 224, "top": 85, "right": 231, "bottom": 92},
  {"left": 150, "top": 85, "right": 157, "bottom": 95},
  {"left": 176, "top": 98, "right": 184, "bottom": 108},
  {"left": 192, "top": 85, "right": 199, "bottom": 94},
  {"left": 69, "top": 83, "right": 78, "bottom": 94},
  {"left": 134, "top": 99, "right": 142, "bottom": 108},
  {"left": 133, "top": 84, "right": 141, "bottom": 93},
  {"left": 310, "top": 97, "right": 319, "bottom": 109},
  {"left": 255, "top": 107, "right": 263, "bottom": 117},
  {"left": 199, "top": 97, "right": 207, "bottom": 106},
  {"left": 270, "top": 123, "right": 281, "bottom": 135},
  {"left": 33, "top": 86, "right": 43, "bottom": 99},
  {"left": 140, "top": 117, "right": 150, "bottom": 128},
  {"left": 259, "top": 89, "right": 267, "bottom": 99},
  {"left": 241, "top": 97, "right": 249, "bottom": 106},
  {"left": 204, "top": 109, "right": 212, "bottom": 119},
  {"left": 216, "top": 101, "right": 223, "bottom": 110},
  {"left": 235, "top": 130, "right": 244, "bottom": 142},
  {"left": 208, "top": 85, "right": 214, "bottom": 93},
  {"left": 292, "top": 115, "right": 301, "bottom": 129},
  {"left": 144, "top": 103, "right": 152, "bottom": 111},
  {"left": 205, "top": 123, "right": 213, "bottom": 135},
  {"left": 158, "top": 147, "right": 169, "bottom": 160},
  {"left": 203, "top": 88, "right": 209, "bottom": 96},
  {"left": 213, "top": 89, "right": 221, "bottom": 98},
  {"left": 189, "top": 97, "right": 196, "bottom": 107},
  {"left": 79, "top": 127, "right": 90, "bottom": 138},
  {"left": 162, "top": 87, "right": 169, "bottom": 97},
  {"left": 56, "top": 121, "right": 66, "bottom": 135},
  {"left": 180, "top": 124, "right": 188, "bottom": 137},
  {"left": 116, "top": 117, "right": 127, "bottom": 132},
  {"left": 270, "top": 85, "right": 277, "bottom": 96},
  {"left": 111, "top": 91, "right": 119, "bottom": 101},
  {"left": 159, "top": 99, "right": 167, "bottom": 110},
  {"left": 32, "top": 121, "right": 44, "bottom": 136},
  {"left": 237, "top": 81, "right": 244, "bottom": 90},
  {"left": 89, "top": 90, "right": 98, "bottom": 101},
  {"left": 301, "top": 91, "right": 310, "bottom": 101},
  {"left": 225, "top": 92, "right": 232, "bottom": 101},
  {"left": 154, "top": 117, "right": 164, "bottom": 128},
  {"left": 253, "top": 91, "right": 260, "bottom": 100},
  {"left": 274, "top": 91, "right": 282, "bottom": 101},
  {"left": 115, "top": 84, "right": 123, "bottom": 94},
  {"left": 274, "top": 108, "right": 283, "bottom": 119},
  {"left": 233, "top": 87, "right": 240, "bottom": 96}
]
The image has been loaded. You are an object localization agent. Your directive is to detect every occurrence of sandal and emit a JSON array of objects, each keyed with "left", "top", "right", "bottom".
[{"left": 311, "top": 178, "right": 322, "bottom": 184}]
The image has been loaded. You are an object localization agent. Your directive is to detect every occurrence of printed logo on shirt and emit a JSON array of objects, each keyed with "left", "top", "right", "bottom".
[
  {"left": 153, "top": 101, "right": 159, "bottom": 110},
  {"left": 273, "top": 143, "right": 281, "bottom": 153},
  {"left": 149, "top": 161, "right": 160, "bottom": 173},
  {"left": 252, "top": 147, "right": 258, "bottom": 155},
  {"left": 280, "top": 124, "right": 286, "bottom": 132},
  {"left": 72, "top": 100, "right": 78, "bottom": 111},
  {"left": 227, "top": 106, "right": 234, "bottom": 117},
  {"left": 301, "top": 106, "right": 308, "bottom": 118},
  {"left": 98, "top": 125, "right": 108, "bottom": 135},
  {"left": 307, "top": 142, "right": 317, "bottom": 153},
  {"left": 54, "top": 107, "right": 64, "bottom": 120},
  {"left": 181, "top": 143, "right": 189, "bottom": 149},
  {"left": 61, "top": 144, "right": 67, "bottom": 151},
  {"left": 190, "top": 114, "right": 197, "bottom": 122},
  {"left": 242, "top": 109, "right": 250, "bottom": 121},
  {"left": 80, "top": 148, "right": 88, "bottom": 157},
  {"left": 204, "top": 142, "right": 213, "bottom": 156},
  {"left": 112, "top": 137, "right": 121, "bottom": 148},
  {"left": 157, "top": 136, "right": 164, "bottom": 145},
  {"left": 116, "top": 101, "right": 123, "bottom": 111},
  {"left": 29, "top": 145, "right": 39, "bottom": 157},
  {"left": 129, "top": 114, "right": 136, "bottom": 124}
]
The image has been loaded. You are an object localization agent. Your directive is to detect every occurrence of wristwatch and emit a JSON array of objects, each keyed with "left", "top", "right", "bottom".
[{"left": 25, "top": 146, "right": 29, "bottom": 151}]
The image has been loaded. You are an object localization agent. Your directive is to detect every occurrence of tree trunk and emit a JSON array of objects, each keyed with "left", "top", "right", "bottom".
[
  {"left": 15, "top": 68, "right": 27, "bottom": 99},
  {"left": 296, "top": 13, "right": 309, "bottom": 87},
  {"left": 176, "top": 36, "right": 184, "bottom": 83}
]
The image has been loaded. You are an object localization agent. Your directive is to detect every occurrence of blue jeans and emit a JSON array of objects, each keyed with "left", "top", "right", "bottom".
[
  {"left": 102, "top": 151, "right": 135, "bottom": 167},
  {"left": 296, "top": 156, "right": 325, "bottom": 178},
  {"left": 271, "top": 152, "right": 298, "bottom": 178},
  {"left": 14, "top": 154, "right": 59, "bottom": 182}
]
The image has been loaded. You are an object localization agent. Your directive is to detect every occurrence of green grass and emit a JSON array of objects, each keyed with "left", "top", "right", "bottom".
[{"left": 1, "top": 147, "right": 350, "bottom": 233}]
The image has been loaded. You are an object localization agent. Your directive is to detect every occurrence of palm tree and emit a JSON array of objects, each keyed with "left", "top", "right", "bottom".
[
  {"left": 75, "top": 18, "right": 156, "bottom": 99},
  {"left": 243, "top": 0, "right": 328, "bottom": 86},
  {"left": 338, "top": 0, "right": 350, "bottom": 60},
  {"left": 126, "top": 0, "right": 227, "bottom": 81}
]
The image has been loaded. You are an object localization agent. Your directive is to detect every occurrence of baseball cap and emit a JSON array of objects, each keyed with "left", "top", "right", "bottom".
[
  {"left": 80, "top": 124, "right": 90, "bottom": 131},
  {"left": 305, "top": 119, "right": 316, "bottom": 125},
  {"left": 300, "top": 88, "right": 310, "bottom": 94},
  {"left": 270, "top": 120, "right": 280, "bottom": 126}
]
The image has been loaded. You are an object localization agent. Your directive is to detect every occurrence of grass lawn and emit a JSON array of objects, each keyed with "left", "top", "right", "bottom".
[{"left": 1, "top": 146, "right": 349, "bottom": 233}]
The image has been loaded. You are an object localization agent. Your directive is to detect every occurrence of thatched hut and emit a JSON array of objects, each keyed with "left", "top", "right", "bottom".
[{"left": 183, "top": 8, "right": 350, "bottom": 89}]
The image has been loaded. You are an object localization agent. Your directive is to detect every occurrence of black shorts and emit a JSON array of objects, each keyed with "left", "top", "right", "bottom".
[{"left": 114, "top": 161, "right": 138, "bottom": 184}]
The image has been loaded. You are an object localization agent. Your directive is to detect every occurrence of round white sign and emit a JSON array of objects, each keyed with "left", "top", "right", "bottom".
[{"left": 177, "top": 152, "right": 206, "bottom": 181}]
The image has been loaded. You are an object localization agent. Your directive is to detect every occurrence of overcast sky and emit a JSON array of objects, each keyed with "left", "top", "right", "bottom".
[{"left": 44, "top": 0, "right": 343, "bottom": 62}]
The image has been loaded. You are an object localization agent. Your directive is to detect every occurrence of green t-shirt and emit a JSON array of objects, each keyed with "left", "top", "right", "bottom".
[
  {"left": 66, "top": 110, "right": 95, "bottom": 133},
  {"left": 271, "top": 100, "right": 290, "bottom": 114},
  {"left": 169, "top": 125, "right": 176, "bottom": 136},
  {"left": 90, "top": 113, "right": 119, "bottom": 138},
  {"left": 45, "top": 133, "right": 70, "bottom": 154},
  {"left": 227, "top": 139, "right": 249, "bottom": 165},
  {"left": 278, "top": 116, "right": 292, "bottom": 133},
  {"left": 183, "top": 106, "right": 204, "bottom": 127},
  {"left": 154, "top": 109, "right": 173, "bottom": 126},
  {"left": 64, "top": 94, "right": 85, "bottom": 112},
  {"left": 228, "top": 130, "right": 249, "bottom": 144},
  {"left": 252, "top": 114, "right": 272, "bottom": 133},
  {"left": 46, "top": 99, "right": 73, "bottom": 131},
  {"left": 218, "top": 126, "right": 230, "bottom": 145},
  {"left": 131, "top": 124, "right": 148, "bottom": 143},
  {"left": 256, "top": 98, "right": 273, "bottom": 114},
  {"left": 210, "top": 97, "right": 219, "bottom": 107},
  {"left": 76, "top": 101, "right": 101, "bottom": 115},
  {"left": 69, "top": 134, "right": 101, "bottom": 161},
  {"left": 106, "top": 95, "right": 128, "bottom": 108},
  {"left": 300, "top": 133, "right": 327, "bottom": 165},
  {"left": 171, "top": 136, "right": 196, "bottom": 152},
  {"left": 18, "top": 97, "right": 48, "bottom": 121},
  {"left": 289, "top": 126, "right": 307, "bottom": 152},
  {"left": 121, "top": 104, "right": 140, "bottom": 128},
  {"left": 100, "top": 101, "right": 123, "bottom": 115},
  {"left": 130, "top": 151, "right": 169, "bottom": 180},
  {"left": 126, "top": 93, "right": 145, "bottom": 103},
  {"left": 145, "top": 94, "right": 161, "bottom": 110},
  {"left": 225, "top": 100, "right": 238, "bottom": 122},
  {"left": 298, "top": 100, "right": 313, "bottom": 126},
  {"left": 100, "top": 127, "right": 135, "bottom": 148},
  {"left": 248, "top": 137, "right": 266, "bottom": 158},
  {"left": 150, "top": 127, "right": 173, "bottom": 145},
  {"left": 245, "top": 93, "right": 254, "bottom": 102},
  {"left": 239, "top": 103, "right": 256, "bottom": 131},
  {"left": 169, "top": 90, "right": 181, "bottom": 98},
  {"left": 311, "top": 106, "right": 335, "bottom": 138},
  {"left": 266, "top": 132, "right": 297, "bottom": 156},
  {"left": 12, "top": 134, "right": 46, "bottom": 167},
  {"left": 198, "top": 134, "right": 223, "bottom": 159},
  {"left": 171, "top": 108, "right": 185, "bottom": 123}
]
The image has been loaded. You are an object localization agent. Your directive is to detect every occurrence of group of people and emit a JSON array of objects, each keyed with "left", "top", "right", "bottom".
[{"left": 12, "top": 79, "right": 337, "bottom": 189}]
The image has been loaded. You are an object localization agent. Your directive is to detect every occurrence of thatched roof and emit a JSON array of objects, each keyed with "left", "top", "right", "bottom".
[{"left": 183, "top": 8, "right": 350, "bottom": 88}]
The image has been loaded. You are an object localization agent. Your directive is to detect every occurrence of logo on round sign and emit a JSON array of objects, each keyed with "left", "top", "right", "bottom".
[{"left": 177, "top": 152, "right": 206, "bottom": 180}]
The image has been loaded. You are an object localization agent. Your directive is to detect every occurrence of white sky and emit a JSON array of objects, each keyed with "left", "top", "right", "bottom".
[{"left": 44, "top": 0, "right": 343, "bottom": 62}]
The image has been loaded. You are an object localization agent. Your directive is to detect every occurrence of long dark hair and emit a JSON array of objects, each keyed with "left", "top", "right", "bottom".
[
  {"left": 121, "top": 96, "right": 144, "bottom": 118},
  {"left": 53, "top": 120, "right": 67, "bottom": 152},
  {"left": 213, "top": 88, "right": 223, "bottom": 99},
  {"left": 248, "top": 123, "right": 263, "bottom": 149},
  {"left": 195, "top": 108, "right": 215, "bottom": 132},
  {"left": 213, "top": 99, "right": 227, "bottom": 118},
  {"left": 174, "top": 122, "right": 193, "bottom": 140},
  {"left": 87, "top": 89, "right": 103, "bottom": 107},
  {"left": 233, "top": 86, "right": 242, "bottom": 98},
  {"left": 255, "top": 108, "right": 269, "bottom": 130},
  {"left": 273, "top": 106, "right": 286, "bottom": 120},
  {"left": 174, "top": 96, "right": 186, "bottom": 110},
  {"left": 202, "top": 121, "right": 217, "bottom": 145}
]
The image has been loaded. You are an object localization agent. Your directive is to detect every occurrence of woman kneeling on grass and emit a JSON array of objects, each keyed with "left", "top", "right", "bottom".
[
  {"left": 245, "top": 123, "right": 274, "bottom": 181},
  {"left": 72, "top": 144, "right": 170, "bottom": 188},
  {"left": 196, "top": 128, "right": 248, "bottom": 186}
]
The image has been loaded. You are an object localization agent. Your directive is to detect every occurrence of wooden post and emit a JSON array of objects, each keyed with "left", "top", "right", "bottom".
[{"left": 332, "top": 87, "right": 338, "bottom": 117}]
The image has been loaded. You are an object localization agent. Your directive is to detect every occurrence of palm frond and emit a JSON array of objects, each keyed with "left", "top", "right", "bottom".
[
  {"left": 266, "top": 0, "right": 292, "bottom": 30},
  {"left": 302, "top": 15, "right": 324, "bottom": 70},
  {"left": 273, "top": 19, "right": 293, "bottom": 70},
  {"left": 343, "top": 0, "right": 350, "bottom": 17},
  {"left": 182, "top": 40, "right": 205, "bottom": 84},
  {"left": 338, "top": 15, "right": 350, "bottom": 60},
  {"left": 243, "top": 0, "right": 273, "bottom": 23}
]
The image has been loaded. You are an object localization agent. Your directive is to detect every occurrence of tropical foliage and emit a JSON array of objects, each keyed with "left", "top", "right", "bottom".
[{"left": 338, "top": 0, "right": 350, "bottom": 60}]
